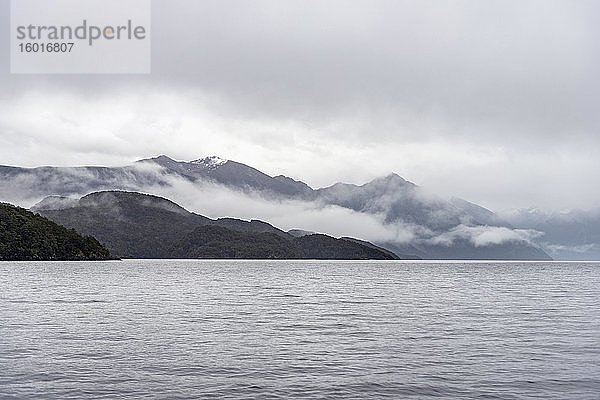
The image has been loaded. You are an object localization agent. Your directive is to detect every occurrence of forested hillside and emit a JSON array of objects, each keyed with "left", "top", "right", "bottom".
[{"left": 0, "top": 203, "right": 111, "bottom": 261}]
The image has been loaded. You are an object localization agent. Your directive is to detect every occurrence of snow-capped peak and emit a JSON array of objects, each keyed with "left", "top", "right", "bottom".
[{"left": 190, "top": 155, "right": 227, "bottom": 169}]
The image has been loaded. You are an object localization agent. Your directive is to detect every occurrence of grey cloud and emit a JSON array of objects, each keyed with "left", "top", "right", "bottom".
[
  {"left": 150, "top": 0, "right": 599, "bottom": 141},
  {"left": 545, "top": 243, "right": 597, "bottom": 254},
  {"left": 425, "top": 225, "right": 543, "bottom": 248},
  {"left": 0, "top": 0, "right": 598, "bottom": 211}
]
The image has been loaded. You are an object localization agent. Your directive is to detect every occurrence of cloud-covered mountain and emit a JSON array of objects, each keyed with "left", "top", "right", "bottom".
[
  {"left": 0, "top": 163, "right": 169, "bottom": 205},
  {"left": 307, "top": 173, "right": 547, "bottom": 260},
  {"left": 137, "top": 155, "right": 314, "bottom": 197},
  {"left": 1, "top": 156, "right": 553, "bottom": 260}
]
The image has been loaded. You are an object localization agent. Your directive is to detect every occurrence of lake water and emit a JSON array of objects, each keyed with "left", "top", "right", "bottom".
[{"left": 1, "top": 260, "right": 599, "bottom": 399}]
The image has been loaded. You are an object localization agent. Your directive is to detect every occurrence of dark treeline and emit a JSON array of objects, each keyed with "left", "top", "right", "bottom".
[{"left": 0, "top": 203, "right": 111, "bottom": 261}]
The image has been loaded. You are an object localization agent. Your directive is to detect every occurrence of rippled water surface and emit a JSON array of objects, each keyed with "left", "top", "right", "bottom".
[{"left": 1, "top": 260, "right": 600, "bottom": 399}]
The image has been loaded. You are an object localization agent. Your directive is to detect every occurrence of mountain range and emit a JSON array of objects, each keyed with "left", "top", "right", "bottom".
[
  {"left": 0, "top": 155, "right": 577, "bottom": 260},
  {"left": 32, "top": 191, "right": 399, "bottom": 260}
]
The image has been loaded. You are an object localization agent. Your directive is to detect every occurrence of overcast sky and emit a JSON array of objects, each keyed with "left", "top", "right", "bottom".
[{"left": 0, "top": 0, "right": 598, "bottom": 211}]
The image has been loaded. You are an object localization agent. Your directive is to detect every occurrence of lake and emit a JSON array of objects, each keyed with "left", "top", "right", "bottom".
[{"left": 1, "top": 260, "right": 599, "bottom": 399}]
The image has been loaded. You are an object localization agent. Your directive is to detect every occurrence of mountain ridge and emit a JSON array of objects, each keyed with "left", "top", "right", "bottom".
[
  {"left": 34, "top": 190, "right": 402, "bottom": 260},
  {"left": 1, "top": 155, "right": 554, "bottom": 260}
]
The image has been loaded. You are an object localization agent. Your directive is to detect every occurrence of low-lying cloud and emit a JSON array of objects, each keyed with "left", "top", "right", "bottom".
[
  {"left": 133, "top": 168, "right": 544, "bottom": 248},
  {"left": 426, "top": 225, "right": 543, "bottom": 248},
  {"left": 142, "top": 174, "right": 418, "bottom": 244}
]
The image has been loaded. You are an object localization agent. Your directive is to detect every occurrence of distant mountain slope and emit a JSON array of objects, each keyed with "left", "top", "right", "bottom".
[
  {"left": 312, "top": 174, "right": 550, "bottom": 260},
  {"left": 414, "top": 238, "right": 551, "bottom": 260},
  {"left": 0, "top": 203, "right": 110, "bottom": 261},
  {"left": 503, "top": 208, "right": 600, "bottom": 260},
  {"left": 35, "top": 191, "right": 398, "bottom": 260},
  {"left": 315, "top": 174, "right": 506, "bottom": 230}
]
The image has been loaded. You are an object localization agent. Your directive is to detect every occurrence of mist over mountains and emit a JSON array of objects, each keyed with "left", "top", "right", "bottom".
[
  {"left": 33, "top": 191, "right": 397, "bottom": 260},
  {"left": 1, "top": 154, "right": 585, "bottom": 260},
  {"left": 501, "top": 208, "right": 600, "bottom": 261}
]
